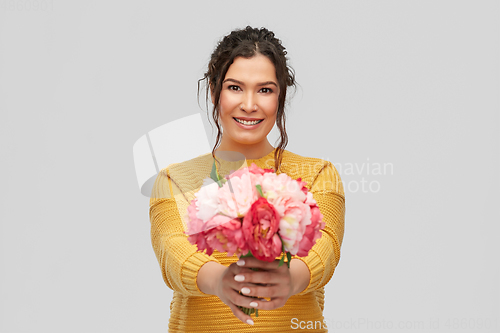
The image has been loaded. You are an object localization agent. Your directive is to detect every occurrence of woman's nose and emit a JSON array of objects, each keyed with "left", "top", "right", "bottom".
[{"left": 240, "top": 92, "right": 257, "bottom": 111}]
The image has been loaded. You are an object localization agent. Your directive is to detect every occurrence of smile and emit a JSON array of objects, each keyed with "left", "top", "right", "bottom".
[{"left": 233, "top": 118, "right": 264, "bottom": 125}]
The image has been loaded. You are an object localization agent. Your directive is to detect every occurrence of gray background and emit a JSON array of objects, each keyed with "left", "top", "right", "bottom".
[{"left": 1, "top": 1, "right": 499, "bottom": 332}]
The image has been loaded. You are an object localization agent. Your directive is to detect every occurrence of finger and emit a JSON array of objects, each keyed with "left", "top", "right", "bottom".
[
  {"left": 248, "top": 297, "right": 286, "bottom": 311},
  {"left": 235, "top": 269, "right": 289, "bottom": 285},
  {"left": 236, "top": 257, "right": 281, "bottom": 270},
  {"left": 227, "top": 288, "right": 265, "bottom": 309},
  {"left": 238, "top": 284, "right": 284, "bottom": 299},
  {"left": 227, "top": 302, "right": 255, "bottom": 326}
]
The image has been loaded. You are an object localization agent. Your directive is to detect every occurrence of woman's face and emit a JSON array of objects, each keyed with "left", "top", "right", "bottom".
[{"left": 216, "top": 54, "right": 279, "bottom": 150}]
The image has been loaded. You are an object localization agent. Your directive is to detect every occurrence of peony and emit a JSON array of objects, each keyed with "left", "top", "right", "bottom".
[
  {"left": 194, "top": 178, "right": 221, "bottom": 222},
  {"left": 228, "top": 163, "right": 274, "bottom": 179},
  {"left": 261, "top": 172, "right": 306, "bottom": 205},
  {"left": 205, "top": 215, "right": 231, "bottom": 255},
  {"left": 185, "top": 198, "right": 205, "bottom": 235},
  {"left": 217, "top": 172, "right": 258, "bottom": 218},
  {"left": 187, "top": 231, "right": 210, "bottom": 255},
  {"left": 242, "top": 197, "right": 282, "bottom": 262},
  {"left": 186, "top": 163, "right": 326, "bottom": 266},
  {"left": 219, "top": 218, "right": 248, "bottom": 256},
  {"left": 185, "top": 162, "right": 329, "bottom": 319},
  {"left": 296, "top": 204, "right": 325, "bottom": 257},
  {"left": 296, "top": 177, "right": 309, "bottom": 196},
  {"left": 278, "top": 197, "right": 312, "bottom": 255},
  {"left": 304, "top": 191, "right": 318, "bottom": 206}
]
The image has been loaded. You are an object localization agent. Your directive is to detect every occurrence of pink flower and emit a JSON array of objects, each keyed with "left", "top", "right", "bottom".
[
  {"left": 261, "top": 173, "right": 306, "bottom": 208},
  {"left": 185, "top": 198, "right": 205, "bottom": 235},
  {"left": 185, "top": 163, "right": 326, "bottom": 263},
  {"left": 296, "top": 177, "right": 309, "bottom": 196},
  {"left": 242, "top": 197, "right": 282, "bottom": 262},
  {"left": 186, "top": 213, "right": 234, "bottom": 255},
  {"left": 187, "top": 232, "right": 211, "bottom": 255},
  {"left": 228, "top": 163, "right": 274, "bottom": 179},
  {"left": 296, "top": 204, "right": 325, "bottom": 257},
  {"left": 304, "top": 191, "right": 317, "bottom": 206},
  {"left": 189, "top": 215, "right": 247, "bottom": 257},
  {"left": 278, "top": 198, "right": 311, "bottom": 255},
  {"left": 203, "top": 215, "right": 232, "bottom": 255},
  {"left": 218, "top": 172, "right": 258, "bottom": 218},
  {"left": 220, "top": 218, "right": 248, "bottom": 256}
]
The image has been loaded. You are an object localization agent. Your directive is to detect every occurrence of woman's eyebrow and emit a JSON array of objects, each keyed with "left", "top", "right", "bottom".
[
  {"left": 256, "top": 81, "right": 278, "bottom": 87},
  {"left": 223, "top": 78, "right": 278, "bottom": 87},
  {"left": 222, "top": 78, "right": 244, "bottom": 85}
]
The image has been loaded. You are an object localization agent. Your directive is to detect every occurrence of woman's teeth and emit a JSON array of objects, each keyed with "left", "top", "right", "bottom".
[{"left": 234, "top": 118, "right": 263, "bottom": 125}]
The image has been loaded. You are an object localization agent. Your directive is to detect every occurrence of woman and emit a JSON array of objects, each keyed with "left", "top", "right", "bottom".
[{"left": 149, "top": 26, "right": 345, "bottom": 332}]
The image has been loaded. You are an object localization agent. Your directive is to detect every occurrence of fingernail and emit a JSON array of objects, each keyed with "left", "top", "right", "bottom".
[
  {"left": 241, "top": 287, "right": 250, "bottom": 294},
  {"left": 246, "top": 319, "right": 254, "bottom": 325},
  {"left": 236, "top": 259, "right": 245, "bottom": 266},
  {"left": 249, "top": 301, "right": 258, "bottom": 307},
  {"left": 234, "top": 275, "right": 245, "bottom": 282}
]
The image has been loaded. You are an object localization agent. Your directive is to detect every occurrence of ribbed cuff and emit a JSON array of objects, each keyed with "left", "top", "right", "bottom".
[
  {"left": 293, "top": 248, "right": 324, "bottom": 296},
  {"left": 181, "top": 252, "right": 219, "bottom": 296}
]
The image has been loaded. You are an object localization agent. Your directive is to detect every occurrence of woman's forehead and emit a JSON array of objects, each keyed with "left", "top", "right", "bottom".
[{"left": 225, "top": 55, "right": 277, "bottom": 83}]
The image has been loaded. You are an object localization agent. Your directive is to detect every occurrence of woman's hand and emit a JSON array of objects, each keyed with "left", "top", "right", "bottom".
[
  {"left": 199, "top": 257, "right": 310, "bottom": 325},
  {"left": 212, "top": 260, "right": 267, "bottom": 325},
  {"left": 229, "top": 257, "right": 310, "bottom": 311}
]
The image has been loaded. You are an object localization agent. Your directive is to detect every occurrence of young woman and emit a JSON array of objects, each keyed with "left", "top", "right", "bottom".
[{"left": 149, "top": 26, "right": 345, "bottom": 332}]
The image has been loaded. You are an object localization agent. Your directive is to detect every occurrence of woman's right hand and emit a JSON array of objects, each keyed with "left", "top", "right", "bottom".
[{"left": 213, "top": 261, "right": 263, "bottom": 326}]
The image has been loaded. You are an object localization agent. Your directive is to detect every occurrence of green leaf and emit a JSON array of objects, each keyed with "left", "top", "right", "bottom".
[
  {"left": 286, "top": 252, "right": 292, "bottom": 269},
  {"left": 210, "top": 159, "right": 219, "bottom": 181},
  {"left": 241, "top": 251, "right": 254, "bottom": 258},
  {"left": 276, "top": 234, "right": 288, "bottom": 268},
  {"left": 278, "top": 234, "right": 285, "bottom": 252},
  {"left": 256, "top": 308, "right": 259, "bottom": 317},
  {"left": 255, "top": 184, "right": 264, "bottom": 197},
  {"left": 210, "top": 159, "right": 224, "bottom": 187},
  {"left": 278, "top": 253, "right": 285, "bottom": 267}
]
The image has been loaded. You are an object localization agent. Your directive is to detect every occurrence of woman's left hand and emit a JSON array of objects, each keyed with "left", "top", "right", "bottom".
[{"left": 233, "top": 256, "right": 302, "bottom": 311}]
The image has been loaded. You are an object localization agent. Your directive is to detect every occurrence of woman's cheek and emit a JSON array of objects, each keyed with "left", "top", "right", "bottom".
[
  {"left": 264, "top": 99, "right": 279, "bottom": 118},
  {"left": 266, "top": 96, "right": 278, "bottom": 112},
  {"left": 221, "top": 97, "right": 237, "bottom": 114}
]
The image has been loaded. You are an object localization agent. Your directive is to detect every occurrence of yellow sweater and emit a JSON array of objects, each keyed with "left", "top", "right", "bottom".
[{"left": 149, "top": 148, "right": 345, "bottom": 332}]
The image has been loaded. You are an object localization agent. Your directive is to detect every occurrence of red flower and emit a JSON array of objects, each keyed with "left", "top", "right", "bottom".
[{"left": 242, "top": 197, "right": 282, "bottom": 262}]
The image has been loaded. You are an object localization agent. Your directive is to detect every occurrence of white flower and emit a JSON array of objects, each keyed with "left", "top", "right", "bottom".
[{"left": 194, "top": 178, "right": 221, "bottom": 222}]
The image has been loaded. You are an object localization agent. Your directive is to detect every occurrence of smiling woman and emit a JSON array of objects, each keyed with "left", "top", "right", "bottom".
[
  {"left": 149, "top": 26, "right": 346, "bottom": 333},
  {"left": 216, "top": 55, "right": 279, "bottom": 159},
  {"left": 200, "top": 26, "right": 296, "bottom": 169}
]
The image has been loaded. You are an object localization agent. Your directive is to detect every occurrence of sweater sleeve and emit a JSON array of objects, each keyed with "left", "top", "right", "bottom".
[
  {"left": 149, "top": 167, "right": 220, "bottom": 297},
  {"left": 293, "top": 161, "right": 345, "bottom": 295}
]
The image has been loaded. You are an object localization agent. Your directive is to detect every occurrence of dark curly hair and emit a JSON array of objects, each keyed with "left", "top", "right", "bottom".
[{"left": 198, "top": 26, "right": 296, "bottom": 173}]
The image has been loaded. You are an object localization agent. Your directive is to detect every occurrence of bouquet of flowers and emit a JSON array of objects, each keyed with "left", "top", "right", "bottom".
[{"left": 185, "top": 160, "right": 325, "bottom": 316}]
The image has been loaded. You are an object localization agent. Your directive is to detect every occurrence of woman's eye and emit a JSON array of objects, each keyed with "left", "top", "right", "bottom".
[
  {"left": 260, "top": 87, "right": 273, "bottom": 93},
  {"left": 228, "top": 85, "right": 240, "bottom": 91}
]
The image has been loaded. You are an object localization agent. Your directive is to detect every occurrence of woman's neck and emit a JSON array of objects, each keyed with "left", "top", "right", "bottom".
[{"left": 215, "top": 140, "right": 275, "bottom": 160}]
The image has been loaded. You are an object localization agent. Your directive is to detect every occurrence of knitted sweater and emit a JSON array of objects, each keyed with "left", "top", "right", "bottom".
[{"left": 149, "top": 148, "right": 345, "bottom": 332}]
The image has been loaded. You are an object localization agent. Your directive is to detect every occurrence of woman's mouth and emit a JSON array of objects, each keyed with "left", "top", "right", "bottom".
[
  {"left": 233, "top": 117, "right": 264, "bottom": 125},
  {"left": 233, "top": 117, "right": 264, "bottom": 129}
]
